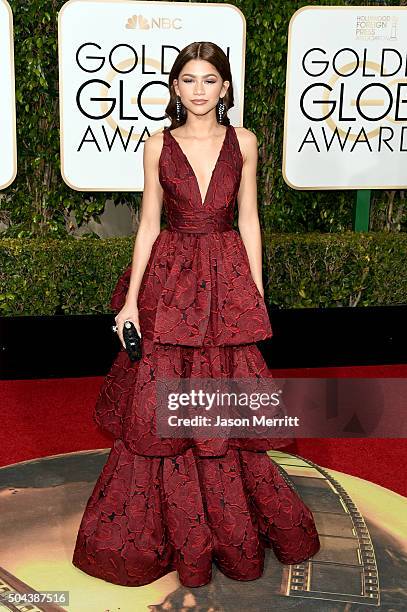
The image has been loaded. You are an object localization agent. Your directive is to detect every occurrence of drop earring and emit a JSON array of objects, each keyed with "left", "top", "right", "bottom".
[
  {"left": 217, "top": 96, "right": 226, "bottom": 123},
  {"left": 176, "top": 95, "right": 182, "bottom": 122}
]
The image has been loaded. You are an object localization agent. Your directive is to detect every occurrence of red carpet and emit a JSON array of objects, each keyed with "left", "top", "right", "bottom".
[{"left": 1, "top": 363, "right": 406, "bottom": 496}]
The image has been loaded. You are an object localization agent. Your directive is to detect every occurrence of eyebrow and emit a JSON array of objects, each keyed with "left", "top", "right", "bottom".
[{"left": 181, "top": 73, "right": 218, "bottom": 77}]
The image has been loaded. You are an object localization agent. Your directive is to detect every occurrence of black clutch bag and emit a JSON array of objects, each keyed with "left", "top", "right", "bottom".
[{"left": 122, "top": 320, "right": 142, "bottom": 362}]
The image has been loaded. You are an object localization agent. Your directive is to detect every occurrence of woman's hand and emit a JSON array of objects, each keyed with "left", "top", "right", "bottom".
[{"left": 114, "top": 302, "right": 141, "bottom": 349}]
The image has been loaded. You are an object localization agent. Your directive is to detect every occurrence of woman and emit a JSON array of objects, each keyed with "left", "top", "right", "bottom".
[{"left": 72, "top": 41, "right": 320, "bottom": 589}]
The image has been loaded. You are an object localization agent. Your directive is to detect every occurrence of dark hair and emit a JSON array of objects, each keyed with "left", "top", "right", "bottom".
[{"left": 164, "top": 41, "right": 234, "bottom": 129}]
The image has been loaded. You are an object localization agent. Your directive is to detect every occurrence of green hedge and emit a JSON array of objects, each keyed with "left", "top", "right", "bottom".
[{"left": 1, "top": 232, "right": 406, "bottom": 316}]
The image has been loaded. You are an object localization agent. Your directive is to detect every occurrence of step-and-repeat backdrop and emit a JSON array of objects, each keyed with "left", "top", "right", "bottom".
[{"left": 2, "top": 3, "right": 407, "bottom": 191}]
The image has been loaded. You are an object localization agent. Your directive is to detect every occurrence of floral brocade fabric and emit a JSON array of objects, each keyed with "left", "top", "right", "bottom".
[{"left": 72, "top": 124, "right": 320, "bottom": 588}]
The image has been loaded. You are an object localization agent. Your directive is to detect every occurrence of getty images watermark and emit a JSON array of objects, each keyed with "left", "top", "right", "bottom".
[{"left": 155, "top": 377, "right": 407, "bottom": 438}]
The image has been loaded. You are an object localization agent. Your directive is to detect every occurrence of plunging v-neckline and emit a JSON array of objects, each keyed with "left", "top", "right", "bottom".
[{"left": 168, "top": 125, "right": 230, "bottom": 207}]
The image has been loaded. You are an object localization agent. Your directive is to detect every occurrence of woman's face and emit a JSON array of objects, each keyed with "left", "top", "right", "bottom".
[{"left": 173, "top": 59, "right": 229, "bottom": 118}]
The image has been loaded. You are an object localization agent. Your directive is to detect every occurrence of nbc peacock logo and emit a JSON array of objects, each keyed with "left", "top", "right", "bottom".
[
  {"left": 125, "top": 14, "right": 182, "bottom": 30},
  {"left": 126, "top": 14, "right": 149, "bottom": 29}
]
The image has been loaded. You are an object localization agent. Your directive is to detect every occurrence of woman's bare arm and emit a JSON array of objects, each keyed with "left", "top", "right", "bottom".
[
  {"left": 236, "top": 128, "right": 264, "bottom": 298},
  {"left": 124, "top": 132, "right": 164, "bottom": 307}
]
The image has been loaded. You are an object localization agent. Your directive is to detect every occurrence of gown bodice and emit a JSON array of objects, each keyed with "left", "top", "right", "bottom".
[{"left": 159, "top": 124, "right": 242, "bottom": 233}]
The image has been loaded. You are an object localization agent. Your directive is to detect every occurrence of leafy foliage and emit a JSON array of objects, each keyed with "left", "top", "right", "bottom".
[{"left": 1, "top": 232, "right": 406, "bottom": 315}]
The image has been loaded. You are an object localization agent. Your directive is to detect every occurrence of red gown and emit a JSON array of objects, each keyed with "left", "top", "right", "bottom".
[{"left": 72, "top": 124, "right": 320, "bottom": 588}]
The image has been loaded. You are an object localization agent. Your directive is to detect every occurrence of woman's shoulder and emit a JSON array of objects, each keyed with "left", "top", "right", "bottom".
[
  {"left": 233, "top": 126, "right": 258, "bottom": 161},
  {"left": 143, "top": 129, "right": 166, "bottom": 166},
  {"left": 234, "top": 125, "right": 258, "bottom": 144},
  {"left": 144, "top": 129, "right": 165, "bottom": 149}
]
